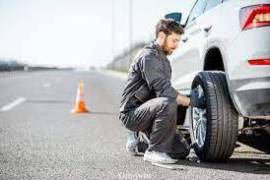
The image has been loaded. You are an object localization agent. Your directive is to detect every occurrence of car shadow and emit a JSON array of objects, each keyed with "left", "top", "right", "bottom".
[
  {"left": 238, "top": 134, "right": 270, "bottom": 154},
  {"left": 176, "top": 153, "right": 270, "bottom": 174}
]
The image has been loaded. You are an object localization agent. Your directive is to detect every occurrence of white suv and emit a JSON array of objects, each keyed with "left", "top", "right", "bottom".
[{"left": 166, "top": 0, "right": 270, "bottom": 162}]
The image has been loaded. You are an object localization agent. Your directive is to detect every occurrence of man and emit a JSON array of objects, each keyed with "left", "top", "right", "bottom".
[{"left": 119, "top": 19, "right": 205, "bottom": 164}]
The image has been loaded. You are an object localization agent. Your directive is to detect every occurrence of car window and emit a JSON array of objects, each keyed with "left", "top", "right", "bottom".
[
  {"left": 186, "top": 0, "right": 208, "bottom": 25},
  {"left": 204, "top": 0, "right": 223, "bottom": 12}
]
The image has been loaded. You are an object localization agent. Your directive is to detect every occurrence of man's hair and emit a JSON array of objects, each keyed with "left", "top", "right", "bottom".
[{"left": 155, "top": 19, "right": 184, "bottom": 38}]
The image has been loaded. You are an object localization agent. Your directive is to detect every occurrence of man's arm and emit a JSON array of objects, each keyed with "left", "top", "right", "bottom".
[
  {"left": 140, "top": 53, "right": 206, "bottom": 108},
  {"left": 140, "top": 53, "right": 178, "bottom": 100},
  {"left": 177, "top": 90, "right": 206, "bottom": 108}
]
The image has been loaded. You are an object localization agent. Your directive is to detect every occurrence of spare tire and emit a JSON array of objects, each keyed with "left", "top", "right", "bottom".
[{"left": 190, "top": 71, "right": 238, "bottom": 162}]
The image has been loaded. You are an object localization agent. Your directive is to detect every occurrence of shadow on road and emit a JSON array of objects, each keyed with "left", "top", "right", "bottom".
[
  {"left": 238, "top": 134, "right": 270, "bottom": 154},
  {"left": 176, "top": 154, "right": 270, "bottom": 174}
]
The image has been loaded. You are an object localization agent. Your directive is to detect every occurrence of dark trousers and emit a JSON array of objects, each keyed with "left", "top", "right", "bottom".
[{"left": 120, "top": 97, "right": 178, "bottom": 153}]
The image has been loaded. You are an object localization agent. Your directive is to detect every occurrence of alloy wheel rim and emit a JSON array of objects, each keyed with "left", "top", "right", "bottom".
[{"left": 192, "top": 85, "right": 207, "bottom": 148}]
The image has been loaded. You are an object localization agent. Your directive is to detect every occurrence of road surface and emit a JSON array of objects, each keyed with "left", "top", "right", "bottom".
[{"left": 0, "top": 70, "right": 269, "bottom": 180}]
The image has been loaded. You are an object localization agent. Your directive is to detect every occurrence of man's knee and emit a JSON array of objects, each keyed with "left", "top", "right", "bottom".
[
  {"left": 160, "top": 97, "right": 177, "bottom": 111},
  {"left": 156, "top": 97, "right": 177, "bottom": 118}
]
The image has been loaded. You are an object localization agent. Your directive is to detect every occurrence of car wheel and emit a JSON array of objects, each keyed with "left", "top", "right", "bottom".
[{"left": 190, "top": 71, "right": 238, "bottom": 162}]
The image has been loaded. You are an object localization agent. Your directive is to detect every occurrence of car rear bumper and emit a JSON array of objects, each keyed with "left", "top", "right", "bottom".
[
  {"left": 226, "top": 26, "right": 270, "bottom": 118},
  {"left": 230, "top": 77, "right": 270, "bottom": 119}
]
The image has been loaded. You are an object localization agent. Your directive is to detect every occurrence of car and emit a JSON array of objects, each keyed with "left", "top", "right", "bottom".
[{"left": 166, "top": 0, "right": 270, "bottom": 162}]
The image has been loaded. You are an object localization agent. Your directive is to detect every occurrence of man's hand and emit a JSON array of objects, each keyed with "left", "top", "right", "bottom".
[
  {"left": 189, "top": 89, "right": 206, "bottom": 108},
  {"left": 176, "top": 94, "right": 190, "bottom": 107}
]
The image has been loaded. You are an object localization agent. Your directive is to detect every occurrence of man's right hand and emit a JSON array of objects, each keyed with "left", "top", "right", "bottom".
[{"left": 176, "top": 94, "right": 190, "bottom": 107}]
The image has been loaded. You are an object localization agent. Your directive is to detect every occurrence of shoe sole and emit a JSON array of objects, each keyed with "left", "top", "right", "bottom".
[{"left": 143, "top": 156, "right": 178, "bottom": 164}]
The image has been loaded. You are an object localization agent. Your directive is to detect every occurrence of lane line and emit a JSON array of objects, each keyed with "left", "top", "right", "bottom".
[{"left": 0, "top": 97, "right": 26, "bottom": 112}]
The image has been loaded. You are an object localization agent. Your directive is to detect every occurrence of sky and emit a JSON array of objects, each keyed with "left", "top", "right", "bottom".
[{"left": 0, "top": 0, "right": 195, "bottom": 68}]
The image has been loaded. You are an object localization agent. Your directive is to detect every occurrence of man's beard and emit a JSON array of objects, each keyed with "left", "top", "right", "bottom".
[
  {"left": 161, "top": 37, "right": 174, "bottom": 55},
  {"left": 164, "top": 49, "right": 173, "bottom": 55},
  {"left": 163, "top": 47, "right": 173, "bottom": 55}
]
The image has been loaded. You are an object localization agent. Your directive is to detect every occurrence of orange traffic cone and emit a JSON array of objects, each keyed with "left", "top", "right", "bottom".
[{"left": 71, "top": 81, "right": 90, "bottom": 113}]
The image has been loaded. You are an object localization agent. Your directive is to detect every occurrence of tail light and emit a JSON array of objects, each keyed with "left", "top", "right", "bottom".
[
  {"left": 248, "top": 59, "right": 270, "bottom": 66},
  {"left": 240, "top": 4, "right": 270, "bottom": 30}
]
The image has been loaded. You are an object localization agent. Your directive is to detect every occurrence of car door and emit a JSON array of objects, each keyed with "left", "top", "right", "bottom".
[
  {"left": 171, "top": 0, "right": 208, "bottom": 94},
  {"left": 197, "top": 0, "right": 224, "bottom": 67}
]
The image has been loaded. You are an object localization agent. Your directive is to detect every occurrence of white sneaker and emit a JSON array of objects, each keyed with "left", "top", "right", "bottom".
[
  {"left": 143, "top": 150, "right": 178, "bottom": 164},
  {"left": 125, "top": 130, "right": 139, "bottom": 156}
]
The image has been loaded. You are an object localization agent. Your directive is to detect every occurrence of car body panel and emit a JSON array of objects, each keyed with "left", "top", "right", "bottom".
[{"left": 171, "top": 0, "right": 270, "bottom": 118}]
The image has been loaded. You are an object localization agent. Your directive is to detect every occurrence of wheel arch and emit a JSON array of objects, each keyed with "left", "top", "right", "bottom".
[{"left": 203, "top": 47, "right": 225, "bottom": 72}]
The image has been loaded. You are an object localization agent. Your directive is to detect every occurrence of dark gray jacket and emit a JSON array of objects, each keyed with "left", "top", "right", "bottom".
[{"left": 120, "top": 41, "right": 178, "bottom": 113}]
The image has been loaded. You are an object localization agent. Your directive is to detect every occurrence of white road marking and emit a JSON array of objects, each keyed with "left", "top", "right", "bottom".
[
  {"left": 0, "top": 97, "right": 26, "bottom": 112},
  {"left": 43, "top": 83, "right": 51, "bottom": 88}
]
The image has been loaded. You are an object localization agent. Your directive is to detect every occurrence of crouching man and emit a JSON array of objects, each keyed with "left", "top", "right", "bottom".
[{"left": 119, "top": 19, "right": 205, "bottom": 164}]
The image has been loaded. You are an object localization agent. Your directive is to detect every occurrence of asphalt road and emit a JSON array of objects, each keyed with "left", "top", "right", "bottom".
[{"left": 0, "top": 70, "right": 269, "bottom": 180}]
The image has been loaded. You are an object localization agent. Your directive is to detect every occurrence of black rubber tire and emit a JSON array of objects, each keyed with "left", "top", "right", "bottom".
[{"left": 190, "top": 71, "right": 238, "bottom": 162}]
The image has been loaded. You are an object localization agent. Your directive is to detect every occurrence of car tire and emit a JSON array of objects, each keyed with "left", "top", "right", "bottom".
[{"left": 190, "top": 71, "right": 238, "bottom": 162}]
